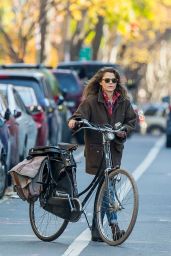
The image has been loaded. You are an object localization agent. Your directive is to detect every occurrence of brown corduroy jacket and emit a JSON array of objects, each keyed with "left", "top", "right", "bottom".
[{"left": 71, "top": 90, "right": 137, "bottom": 175}]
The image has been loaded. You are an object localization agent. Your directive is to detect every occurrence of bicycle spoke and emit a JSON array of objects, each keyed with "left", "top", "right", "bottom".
[
  {"left": 95, "top": 169, "right": 138, "bottom": 246},
  {"left": 29, "top": 198, "right": 68, "bottom": 241}
]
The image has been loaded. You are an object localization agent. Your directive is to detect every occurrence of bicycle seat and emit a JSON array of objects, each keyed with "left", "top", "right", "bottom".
[
  {"left": 28, "top": 146, "right": 60, "bottom": 156},
  {"left": 58, "top": 143, "right": 78, "bottom": 151}
]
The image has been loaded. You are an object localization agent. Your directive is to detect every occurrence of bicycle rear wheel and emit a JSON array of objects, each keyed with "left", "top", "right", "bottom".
[
  {"left": 29, "top": 158, "right": 68, "bottom": 242},
  {"left": 29, "top": 198, "right": 69, "bottom": 242},
  {"left": 95, "top": 168, "right": 138, "bottom": 246}
]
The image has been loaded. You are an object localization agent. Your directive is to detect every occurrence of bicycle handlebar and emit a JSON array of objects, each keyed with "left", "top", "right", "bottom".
[{"left": 72, "top": 119, "right": 127, "bottom": 135}]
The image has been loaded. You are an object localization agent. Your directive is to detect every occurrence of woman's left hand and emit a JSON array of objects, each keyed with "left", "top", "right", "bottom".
[{"left": 116, "top": 131, "right": 127, "bottom": 138}]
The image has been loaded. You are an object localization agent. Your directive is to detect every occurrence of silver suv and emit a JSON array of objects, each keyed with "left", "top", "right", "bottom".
[{"left": 143, "top": 103, "right": 169, "bottom": 135}]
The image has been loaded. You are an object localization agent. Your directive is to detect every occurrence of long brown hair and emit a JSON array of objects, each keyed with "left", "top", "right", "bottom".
[{"left": 83, "top": 67, "right": 128, "bottom": 99}]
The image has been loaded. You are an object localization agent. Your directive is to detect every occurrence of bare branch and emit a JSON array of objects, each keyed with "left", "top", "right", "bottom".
[{"left": 0, "top": 26, "right": 20, "bottom": 61}]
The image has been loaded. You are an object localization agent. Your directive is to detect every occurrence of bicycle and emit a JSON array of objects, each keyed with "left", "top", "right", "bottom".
[{"left": 29, "top": 119, "right": 139, "bottom": 246}]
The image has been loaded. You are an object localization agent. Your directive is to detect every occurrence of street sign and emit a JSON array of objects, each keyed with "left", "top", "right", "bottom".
[{"left": 79, "top": 47, "right": 92, "bottom": 60}]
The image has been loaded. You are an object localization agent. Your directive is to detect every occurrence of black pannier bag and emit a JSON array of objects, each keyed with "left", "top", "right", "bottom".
[
  {"left": 10, "top": 145, "right": 82, "bottom": 221},
  {"left": 41, "top": 158, "right": 81, "bottom": 222},
  {"left": 28, "top": 146, "right": 76, "bottom": 196},
  {"left": 29, "top": 146, "right": 82, "bottom": 222}
]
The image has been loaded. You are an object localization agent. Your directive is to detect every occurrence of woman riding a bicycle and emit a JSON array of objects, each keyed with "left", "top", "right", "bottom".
[{"left": 68, "top": 67, "right": 137, "bottom": 242}]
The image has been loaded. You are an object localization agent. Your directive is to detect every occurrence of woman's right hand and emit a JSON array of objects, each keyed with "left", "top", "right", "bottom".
[{"left": 68, "top": 119, "right": 77, "bottom": 129}]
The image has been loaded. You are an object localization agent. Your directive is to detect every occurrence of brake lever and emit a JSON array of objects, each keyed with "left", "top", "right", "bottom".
[{"left": 71, "top": 120, "right": 84, "bottom": 136}]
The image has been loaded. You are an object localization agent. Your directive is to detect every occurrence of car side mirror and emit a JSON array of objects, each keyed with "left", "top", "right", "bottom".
[
  {"left": 57, "top": 95, "right": 64, "bottom": 106},
  {"left": 14, "top": 109, "right": 22, "bottom": 118},
  {"left": 44, "top": 98, "right": 50, "bottom": 107},
  {"left": 4, "top": 108, "right": 11, "bottom": 120},
  {"left": 61, "top": 89, "right": 67, "bottom": 98}
]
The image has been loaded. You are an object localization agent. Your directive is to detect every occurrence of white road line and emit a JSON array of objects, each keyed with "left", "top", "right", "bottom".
[
  {"left": 0, "top": 235, "right": 35, "bottom": 237},
  {"left": 62, "top": 135, "right": 165, "bottom": 256},
  {"left": 133, "top": 135, "right": 165, "bottom": 181},
  {"left": 63, "top": 229, "right": 91, "bottom": 256}
]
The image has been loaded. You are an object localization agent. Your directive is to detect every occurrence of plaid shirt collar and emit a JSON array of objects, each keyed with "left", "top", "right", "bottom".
[{"left": 102, "top": 91, "right": 120, "bottom": 116}]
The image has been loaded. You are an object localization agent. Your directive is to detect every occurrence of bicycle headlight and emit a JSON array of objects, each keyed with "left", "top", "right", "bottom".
[{"left": 105, "top": 132, "right": 115, "bottom": 140}]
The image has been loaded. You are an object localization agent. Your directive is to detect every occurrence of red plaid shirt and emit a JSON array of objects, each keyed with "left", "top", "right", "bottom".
[{"left": 102, "top": 91, "right": 120, "bottom": 116}]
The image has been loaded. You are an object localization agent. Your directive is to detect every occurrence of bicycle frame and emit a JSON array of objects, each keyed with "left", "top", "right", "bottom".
[
  {"left": 41, "top": 121, "right": 125, "bottom": 217},
  {"left": 75, "top": 125, "right": 117, "bottom": 209}
]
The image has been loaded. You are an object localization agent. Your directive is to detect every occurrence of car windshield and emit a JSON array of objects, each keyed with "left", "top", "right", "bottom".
[
  {"left": 0, "top": 77, "right": 45, "bottom": 106},
  {"left": 54, "top": 73, "right": 80, "bottom": 93},
  {"left": 58, "top": 64, "right": 122, "bottom": 80},
  {"left": 14, "top": 86, "right": 38, "bottom": 107},
  {"left": 144, "top": 108, "right": 158, "bottom": 116}
]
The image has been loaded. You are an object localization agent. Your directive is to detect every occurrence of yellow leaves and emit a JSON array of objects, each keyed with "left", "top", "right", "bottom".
[
  {"left": 69, "top": 5, "right": 82, "bottom": 20},
  {"left": 68, "top": 0, "right": 109, "bottom": 20},
  {"left": 125, "top": 47, "right": 151, "bottom": 64},
  {"left": 0, "top": 0, "right": 171, "bottom": 65},
  {"left": 161, "top": 0, "right": 171, "bottom": 6},
  {"left": 0, "top": 0, "right": 11, "bottom": 9}
]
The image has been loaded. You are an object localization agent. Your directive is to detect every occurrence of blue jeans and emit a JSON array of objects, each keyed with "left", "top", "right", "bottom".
[
  {"left": 101, "top": 180, "right": 117, "bottom": 224},
  {"left": 92, "top": 179, "right": 117, "bottom": 236}
]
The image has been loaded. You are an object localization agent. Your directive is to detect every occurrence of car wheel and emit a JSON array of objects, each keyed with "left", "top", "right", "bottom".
[
  {"left": 148, "top": 126, "right": 164, "bottom": 136},
  {"left": 166, "top": 134, "right": 171, "bottom": 148}
]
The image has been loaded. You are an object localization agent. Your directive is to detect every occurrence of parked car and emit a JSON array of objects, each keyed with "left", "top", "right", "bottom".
[
  {"left": 0, "top": 92, "right": 19, "bottom": 169},
  {"left": 51, "top": 69, "right": 83, "bottom": 114},
  {"left": 0, "top": 139, "right": 7, "bottom": 198},
  {"left": 0, "top": 70, "right": 62, "bottom": 146},
  {"left": 57, "top": 60, "right": 127, "bottom": 86},
  {"left": 0, "top": 64, "right": 72, "bottom": 143},
  {"left": 0, "top": 84, "right": 38, "bottom": 159},
  {"left": 36, "top": 67, "right": 72, "bottom": 143},
  {"left": 0, "top": 96, "right": 12, "bottom": 195},
  {"left": 166, "top": 106, "right": 171, "bottom": 147},
  {"left": 142, "top": 103, "right": 168, "bottom": 135},
  {"left": 14, "top": 85, "right": 48, "bottom": 147}
]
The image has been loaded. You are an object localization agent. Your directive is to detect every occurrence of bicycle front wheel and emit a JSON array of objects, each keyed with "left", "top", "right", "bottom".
[
  {"left": 29, "top": 199, "right": 69, "bottom": 242},
  {"left": 95, "top": 168, "right": 139, "bottom": 246}
]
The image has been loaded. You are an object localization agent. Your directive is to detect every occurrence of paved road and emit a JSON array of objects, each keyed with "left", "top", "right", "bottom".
[{"left": 0, "top": 134, "right": 170, "bottom": 256}]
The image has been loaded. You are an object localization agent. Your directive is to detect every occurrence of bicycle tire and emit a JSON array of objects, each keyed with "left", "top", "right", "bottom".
[
  {"left": 29, "top": 158, "right": 69, "bottom": 242},
  {"left": 95, "top": 168, "right": 139, "bottom": 246},
  {"left": 29, "top": 199, "right": 69, "bottom": 242}
]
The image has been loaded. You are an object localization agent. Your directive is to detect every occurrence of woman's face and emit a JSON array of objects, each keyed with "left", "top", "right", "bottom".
[{"left": 100, "top": 72, "right": 117, "bottom": 94}]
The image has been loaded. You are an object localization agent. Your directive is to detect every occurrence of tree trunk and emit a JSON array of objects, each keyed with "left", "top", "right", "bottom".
[
  {"left": 70, "top": 38, "right": 84, "bottom": 61},
  {"left": 92, "top": 15, "right": 104, "bottom": 60},
  {"left": 69, "top": 9, "right": 87, "bottom": 60},
  {"left": 39, "top": 0, "right": 48, "bottom": 63}
]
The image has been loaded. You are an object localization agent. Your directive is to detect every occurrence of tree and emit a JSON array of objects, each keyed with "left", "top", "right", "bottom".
[{"left": 0, "top": 0, "right": 40, "bottom": 62}]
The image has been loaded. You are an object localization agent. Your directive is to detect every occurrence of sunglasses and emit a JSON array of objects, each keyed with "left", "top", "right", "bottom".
[{"left": 102, "top": 78, "right": 117, "bottom": 83}]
